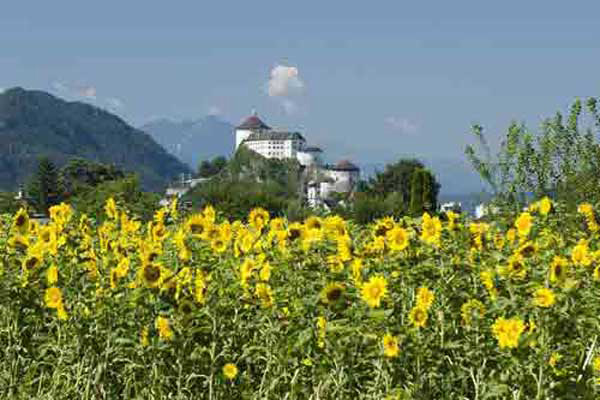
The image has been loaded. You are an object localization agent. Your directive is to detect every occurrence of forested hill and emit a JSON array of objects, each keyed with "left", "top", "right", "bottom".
[{"left": 0, "top": 87, "right": 191, "bottom": 191}]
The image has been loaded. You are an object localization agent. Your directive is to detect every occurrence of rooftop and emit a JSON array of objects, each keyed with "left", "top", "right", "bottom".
[
  {"left": 329, "top": 160, "right": 360, "bottom": 171},
  {"left": 236, "top": 115, "right": 270, "bottom": 130},
  {"left": 244, "top": 131, "right": 306, "bottom": 142}
]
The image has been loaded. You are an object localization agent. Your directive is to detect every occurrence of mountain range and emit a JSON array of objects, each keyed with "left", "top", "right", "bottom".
[
  {"left": 141, "top": 116, "right": 234, "bottom": 169},
  {"left": 0, "top": 87, "right": 191, "bottom": 191}
]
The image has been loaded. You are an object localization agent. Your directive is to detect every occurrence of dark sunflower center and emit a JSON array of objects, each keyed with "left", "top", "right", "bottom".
[
  {"left": 25, "top": 257, "right": 39, "bottom": 269},
  {"left": 555, "top": 265, "right": 562, "bottom": 277},
  {"left": 327, "top": 287, "right": 342, "bottom": 302},
  {"left": 16, "top": 214, "right": 26, "bottom": 227},
  {"left": 190, "top": 224, "right": 204, "bottom": 235},
  {"left": 374, "top": 226, "right": 388, "bottom": 237},
  {"left": 289, "top": 229, "right": 301, "bottom": 241},
  {"left": 144, "top": 264, "right": 161, "bottom": 283}
]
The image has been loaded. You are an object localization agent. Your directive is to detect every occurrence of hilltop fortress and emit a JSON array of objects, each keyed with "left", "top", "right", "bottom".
[{"left": 234, "top": 113, "right": 360, "bottom": 208}]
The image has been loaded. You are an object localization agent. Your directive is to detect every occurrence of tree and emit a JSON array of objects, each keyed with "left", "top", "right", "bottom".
[
  {"left": 60, "top": 158, "right": 125, "bottom": 198},
  {"left": 26, "top": 157, "right": 61, "bottom": 213},
  {"left": 369, "top": 159, "right": 426, "bottom": 205},
  {"left": 0, "top": 192, "right": 19, "bottom": 215},
  {"left": 465, "top": 97, "right": 600, "bottom": 210},
  {"left": 197, "top": 156, "right": 228, "bottom": 178},
  {"left": 68, "top": 175, "right": 159, "bottom": 222},
  {"left": 409, "top": 169, "right": 424, "bottom": 216},
  {"left": 366, "top": 159, "right": 440, "bottom": 217}
]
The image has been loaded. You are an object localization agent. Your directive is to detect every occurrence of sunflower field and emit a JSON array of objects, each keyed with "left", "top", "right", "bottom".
[{"left": 1, "top": 198, "right": 600, "bottom": 399}]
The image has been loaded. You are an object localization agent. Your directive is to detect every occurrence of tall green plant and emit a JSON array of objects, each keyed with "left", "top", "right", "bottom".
[{"left": 465, "top": 97, "right": 600, "bottom": 209}]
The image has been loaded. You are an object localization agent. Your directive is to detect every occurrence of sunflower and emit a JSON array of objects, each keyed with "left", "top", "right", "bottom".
[
  {"left": 549, "top": 256, "right": 569, "bottom": 284},
  {"left": 538, "top": 197, "right": 552, "bottom": 215},
  {"left": 386, "top": 227, "right": 409, "bottom": 251},
  {"left": 201, "top": 205, "right": 216, "bottom": 224},
  {"left": 517, "top": 241, "right": 538, "bottom": 258},
  {"left": 177, "top": 299, "right": 195, "bottom": 317},
  {"left": 325, "top": 215, "right": 348, "bottom": 239},
  {"left": 240, "top": 258, "right": 257, "bottom": 287},
  {"left": 514, "top": 212, "right": 533, "bottom": 238},
  {"left": 571, "top": 239, "right": 592, "bottom": 266},
  {"left": 460, "top": 299, "right": 485, "bottom": 326},
  {"left": 415, "top": 287, "right": 434, "bottom": 310},
  {"left": 219, "top": 221, "right": 233, "bottom": 242},
  {"left": 141, "top": 263, "right": 162, "bottom": 288},
  {"left": 287, "top": 223, "right": 304, "bottom": 242},
  {"left": 105, "top": 198, "right": 118, "bottom": 220},
  {"left": 155, "top": 316, "right": 173, "bottom": 341},
  {"left": 22, "top": 250, "right": 42, "bottom": 271},
  {"left": 382, "top": 333, "right": 400, "bottom": 358},
  {"left": 223, "top": 363, "right": 238, "bottom": 380},
  {"left": 248, "top": 207, "right": 270, "bottom": 231},
  {"left": 361, "top": 275, "right": 388, "bottom": 308},
  {"left": 269, "top": 217, "right": 286, "bottom": 232},
  {"left": 151, "top": 222, "right": 169, "bottom": 242},
  {"left": 499, "top": 253, "right": 527, "bottom": 280},
  {"left": 186, "top": 214, "right": 207, "bottom": 238},
  {"left": 373, "top": 217, "right": 395, "bottom": 238},
  {"left": 320, "top": 282, "right": 344, "bottom": 304},
  {"left": 255, "top": 283, "right": 274, "bottom": 308},
  {"left": 44, "top": 287, "right": 63, "bottom": 309},
  {"left": 305, "top": 216, "right": 323, "bottom": 232},
  {"left": 12, "top": 208, "right": 29, "bottom": 235},
  {"left": 327, "top": 255, "right": 345, "bottom": 273},
  {"left": 8, "top": 234, "right": 29, "bottom": 252},
  {"left": 593, "top": 356, "right": 600, "bottom": 372},
  {"left": 46, "top": 264, "right": 58, "bottom": 285},
  {"left": 211, "top": 238, "right": 228, "bottom": 254},
  {"left": 533, "top": 288, "right": 555, "bottom": 308},
  {"left": 420, "top": 213, "right": 442, "bottom": 245},
  {"left": 259, "top": 262, "right": 271, "bottom": 282},
  {"left": 491, "top": 317, "right": 525, "bottom": 349},
  {"left": 408, "top": 306, "right": 428, "bottom": 328}
]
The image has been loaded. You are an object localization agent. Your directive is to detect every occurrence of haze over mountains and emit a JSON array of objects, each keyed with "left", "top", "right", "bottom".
[
  {"left": 141, "top": 116, "right": 234, "bottom": 169},
  {"left": 0, "top": 87, "right": 191, "bottom": 191}
]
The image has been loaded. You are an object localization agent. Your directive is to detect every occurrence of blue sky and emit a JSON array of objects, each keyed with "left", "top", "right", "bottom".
[{"left": 1, "top": 1, "right": 599, "bottom": 194}]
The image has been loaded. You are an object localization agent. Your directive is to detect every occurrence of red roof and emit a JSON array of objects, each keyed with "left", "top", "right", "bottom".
[
  {"left": 332, "top": 160, "right": 360, "bottom": 171},
  {"left": 236, "top": 115, "right": 270, "bottom": 130}
]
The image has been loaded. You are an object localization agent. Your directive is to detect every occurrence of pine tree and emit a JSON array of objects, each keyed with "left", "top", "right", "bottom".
[
  {"left": 421, "top": 170, "right": 433, "bottom": 212},
  {"left": 409, "top": 169, "right": 424, "bottom": 216},
  {"left": 27, "top": 157, "right": 60, "bottom": 214}
]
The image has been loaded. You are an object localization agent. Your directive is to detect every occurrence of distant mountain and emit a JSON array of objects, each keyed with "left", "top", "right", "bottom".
[
  {"left": 0, "top": 87, "right": 191, "bottom": 191},
  {"left": 141, "top": 116, "right": 234, "bottom": 169}
]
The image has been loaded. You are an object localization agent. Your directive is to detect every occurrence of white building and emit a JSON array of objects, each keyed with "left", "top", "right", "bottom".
[
  {"left": 234, "top": 113, "right": 360, "bottom": 208},
  {"left": 296, "top": 146, "right": 323, "bottom": 167},
  {"left": 235, "top": 113, "right": 306, "bottom": 160},
  {"left": 474, "top": 203, "right": 499, "bottom": 219},
  {"left": 320, "top": 160, "right": 360, "bottom": 199},
  {"left": 440, "top": 202, "right": 462, "bottom": 214}
]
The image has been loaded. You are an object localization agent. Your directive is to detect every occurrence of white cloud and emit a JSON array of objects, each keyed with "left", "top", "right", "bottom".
[
  {"left": 51, "top": 81, "right": 96, "bottom": 99},
  {"left": 79, "top": 86, "right": 97, "bottom": 99},
  {"left": 266, "top": 64, "right": 305, "bottom": 115},
  {"left": 385, "top": 116, "right": 418, "bottom": 135},
  {"left": 267, "top": 64, "right": 304, "bottom": 97},
  {"left": 0, "top": 88, "right": 4, "bottom": 94}
]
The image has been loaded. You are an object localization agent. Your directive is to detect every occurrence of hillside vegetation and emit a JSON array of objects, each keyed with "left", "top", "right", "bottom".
[{"left": 0, "top": 87, "right": 190, "bottom": 191}]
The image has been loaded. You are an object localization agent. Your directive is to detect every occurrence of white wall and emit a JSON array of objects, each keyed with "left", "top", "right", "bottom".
[{"left": 235, "top": 129, "right": 253, "bottom": 149}]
